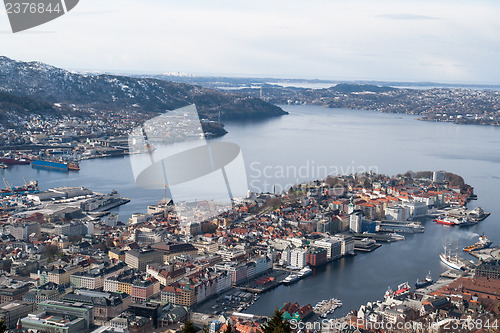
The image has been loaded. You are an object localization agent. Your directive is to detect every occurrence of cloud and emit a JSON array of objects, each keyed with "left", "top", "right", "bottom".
[{"left": 376, "top": 13, "right": 440, "bottom": 20}]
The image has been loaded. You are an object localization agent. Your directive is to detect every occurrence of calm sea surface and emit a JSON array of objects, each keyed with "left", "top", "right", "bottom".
[{"left": 2, "top": 105, "right": 500, "bottom": 317}]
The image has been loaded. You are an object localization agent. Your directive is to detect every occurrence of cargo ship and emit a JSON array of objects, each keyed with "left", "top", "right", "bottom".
[
  {"left": 0, "top": 157, "right": 30, "bottom": 165},
  {"left": 463, "top": 234, "right": 492, "bottom": 252},
  {"left": 415, "top": 272, "right": 433, "bottom": 289},
  {"left": 32, "top": 159, "right": 80, "bottom": 171},
  {"left": 0, "top": 179, "right": 39, "bottom": 196}
]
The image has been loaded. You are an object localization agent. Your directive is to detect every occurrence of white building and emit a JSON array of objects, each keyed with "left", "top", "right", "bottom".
[
  {"left": 403, "top": 201, "right": 428, "bottom": 218},
  {"left": 385, "top": 205, "right": 408, "bottom": 221},
  {"left": 349, "top": 212, "right": 362, "bottom": 233},
  {"left": 289, "top": 248, "right": 307, "bottom": 268}
]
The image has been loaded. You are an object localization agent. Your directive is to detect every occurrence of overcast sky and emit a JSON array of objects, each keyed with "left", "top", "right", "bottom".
[{"left": 2, "top": 0, "right": 500, "bottom": 83}]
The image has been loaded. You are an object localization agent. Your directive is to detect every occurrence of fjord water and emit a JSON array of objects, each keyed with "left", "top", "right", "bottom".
[{"left": 2, "top": 105, "right": 500, "bottom": 316}]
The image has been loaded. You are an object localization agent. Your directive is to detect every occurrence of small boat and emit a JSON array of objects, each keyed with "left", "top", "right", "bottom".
[
  {"left": 415, "top": 272, "right": 433, "bottom": 289},
  {"left": 0, "top": 163, "right": 7, "bottom": 169},
  {"left": 67, "top": 161, "right": 80, "bottom": 171}
]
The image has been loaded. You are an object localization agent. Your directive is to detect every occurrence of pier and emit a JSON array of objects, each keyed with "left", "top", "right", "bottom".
[
  {"left": 354, "top": 239, "right": 382, "bottom": 252},
  {"left": 467, "top": 246, "right": 500, "bottom": 261}
]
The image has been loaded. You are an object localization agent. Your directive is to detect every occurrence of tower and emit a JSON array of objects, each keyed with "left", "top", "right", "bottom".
[{"left": 348, "top": 196, "right": 355, "bottom": 214}]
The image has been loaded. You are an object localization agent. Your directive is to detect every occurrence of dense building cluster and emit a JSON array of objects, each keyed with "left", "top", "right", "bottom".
[{"left": 0, "top": 170, "right": 497, "bottom": 333}]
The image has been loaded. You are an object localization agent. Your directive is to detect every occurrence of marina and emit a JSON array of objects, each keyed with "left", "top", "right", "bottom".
[{"left": 313, "top": 298, "right": 343, "bottom": 317}]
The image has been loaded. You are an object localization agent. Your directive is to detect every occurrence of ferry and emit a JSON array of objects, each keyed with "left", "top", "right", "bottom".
[
  {"left": 415, "top": 272, "right": 433, "bottom": 289},
  {"left": 463, "top": 234, "right": 492, "bottom": 252}
]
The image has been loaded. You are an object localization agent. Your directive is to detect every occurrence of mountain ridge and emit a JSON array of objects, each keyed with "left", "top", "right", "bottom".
[{"left": 0, "top": 56, "right": 287, "bottom": 123}]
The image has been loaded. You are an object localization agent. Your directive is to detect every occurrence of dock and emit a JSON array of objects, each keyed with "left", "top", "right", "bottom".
[
  {"left": 439, "top": 269, "right": 467, "bottom": 279},
  {"left": 354, "top": 239, "right": 382, "bottom": 252},
  {"left": 467, "top": 246, "right": 500, "bottom": 261}
]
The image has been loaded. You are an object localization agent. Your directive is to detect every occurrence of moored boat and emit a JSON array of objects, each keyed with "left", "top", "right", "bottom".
[
  {"left": 67, "top": 162, "right": 80, "bottom": 171},
  {"left": 463, "top": 234, "right": 492, "bottom": 252},
  {"left": 415, "top": 272, "right": 433, "bottom": 289},
  {"left": 0, "top": 179, "right": 39, "bottom": 196},
  {"left": 440, "top": 240, "right": 466, "bottom": 270},
  {"left": 455, "top": 217, "right": 475, "bottom": 227},
  {"left": 384, "top": 282, "right": 410, "bottom": 298},
  {"left": 0, "top": 157, "right": 30, "bottom": 165},
  {"left": 32, "top": 159, "right": 80, "bottom": 171},
  {"left": 282, "top": 274, "right": 299, "bottom": 285},
  {"left": 297, "top": 266, "right": 312, "bottom": 278},
  {"left": 434, "top": 216, "right": 457, "bottom": 226}
]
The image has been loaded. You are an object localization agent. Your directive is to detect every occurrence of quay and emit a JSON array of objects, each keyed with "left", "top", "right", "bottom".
[
  {"left": 467, "top": 246, "right": 500, "bottom": 261},
  {"left": 353, "top": 239, "right": 381, "bottom": 252},
  {"left": 439, "top": 269, "right": 467, "bottom": 279}
]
